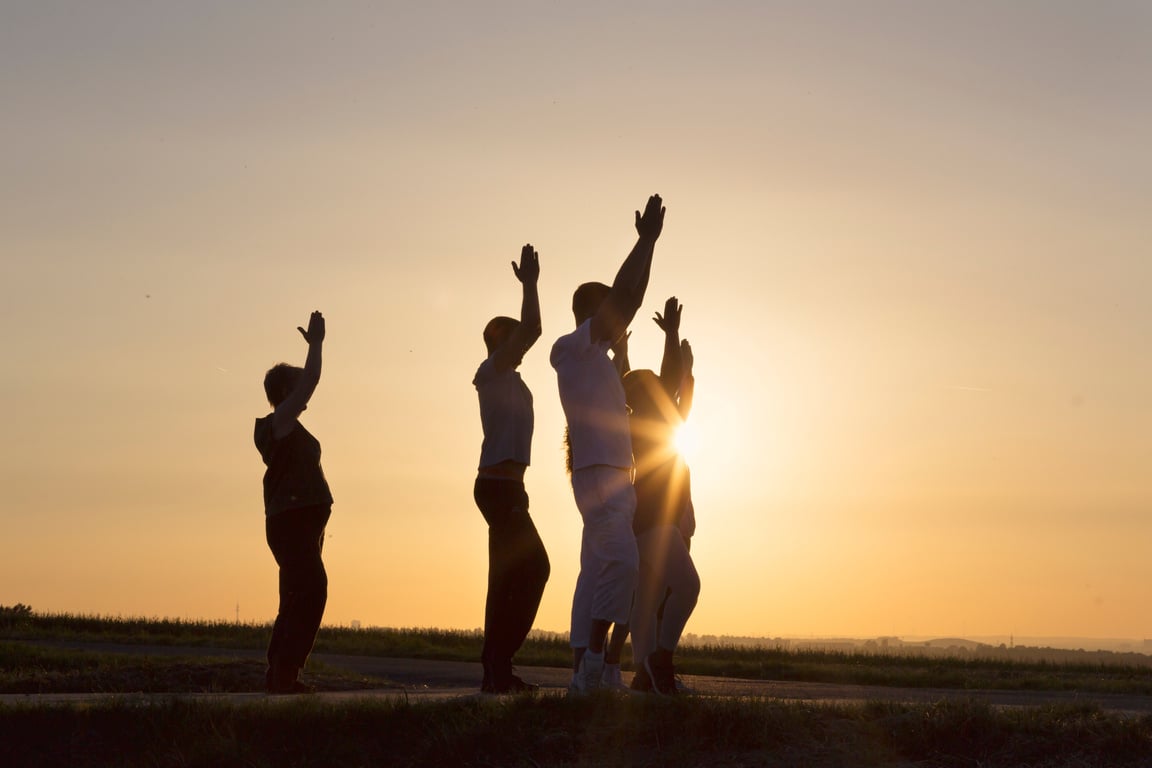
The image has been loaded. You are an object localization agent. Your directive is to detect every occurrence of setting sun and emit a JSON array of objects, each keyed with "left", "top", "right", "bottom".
[{"left": 673, "top": 421, "right": 697, "bottom": 463}]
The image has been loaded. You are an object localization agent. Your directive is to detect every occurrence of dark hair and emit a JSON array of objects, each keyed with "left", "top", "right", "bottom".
[
  {"left": 263, "top": 363, "right": 302, "bottom": 407},
  {"left": 572, "top": 282, "right": 610, "bottom": 325},
  {"left": 623, "top": 368, "right": 679, "bottom": 424},
  {"left": 483, "top": 316, "right": 519, "bottom": 355}
]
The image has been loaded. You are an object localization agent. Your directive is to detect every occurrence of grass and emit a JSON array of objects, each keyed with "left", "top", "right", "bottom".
[
  {"left": 0, "top": 641, "right": 393, "bottom": 694},
  {"left": 2, "top": 693, "right": 1151, "bottom": 767},
  {"left": 6, "top": 606, "right": 1152, "bottom": 766},
  {"left": 6, "top": 604, "right": 1152, "bottom": 695}
]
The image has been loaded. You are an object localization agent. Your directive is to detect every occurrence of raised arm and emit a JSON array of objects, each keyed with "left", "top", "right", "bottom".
[
  {"left": 589, "top": 194, "right": 665, "bottom": 344},
  {"left": 491, "top": 244, "right": 543, "bottom": 372},
  {"left": 272, "top": 311, "right": 324, "bottom": 436},
  {"left": 677, "top": 339, "right": 694, "bottom": 420},
  {"left": 653, "top": 296, "right": 682, "bottom": 397},
  {"left": 611, "top": 331, "right": 631, "bottom": 379}
]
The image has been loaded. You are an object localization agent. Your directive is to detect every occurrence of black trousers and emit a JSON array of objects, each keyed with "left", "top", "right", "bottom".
[
  {"left": 265, "top": 505, "right": 330, "bottom": 673},
  {"left": 474, "top": 477, "right": 550, "bottom": 680}
]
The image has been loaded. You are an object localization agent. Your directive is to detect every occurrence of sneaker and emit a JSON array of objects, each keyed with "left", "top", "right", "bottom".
[
  {"left": 602, "top": 662, "right": 628, "bottom": 691},
  {"left": 644, "top": 649, "right": 677, "bottom": 696},
  {"left": 673, "top": 674, "right": 694, "bottom": 695},
  {"left": 572, "top": 650, "right": 604, "bottom": 694}
]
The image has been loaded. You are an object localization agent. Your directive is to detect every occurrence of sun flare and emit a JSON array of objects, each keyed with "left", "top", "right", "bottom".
[{"left": 673, "top": 421, "right": 697, "bottom": 463}]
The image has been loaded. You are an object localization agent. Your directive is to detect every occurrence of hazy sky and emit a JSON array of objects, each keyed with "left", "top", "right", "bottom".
[{"left": 3, "top": 1, "right": 1150, "bottom": 641}]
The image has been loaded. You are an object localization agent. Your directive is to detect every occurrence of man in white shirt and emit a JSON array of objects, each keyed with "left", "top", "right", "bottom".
[{"left": 550, "top": 194, "right": 666, "bottom": 692}]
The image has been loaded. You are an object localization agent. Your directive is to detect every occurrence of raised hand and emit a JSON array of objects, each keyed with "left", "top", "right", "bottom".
[
  {"left": 680, "top": 339, "right": 693, "bottom": 375},
  {"left": 653, "top": 296, "right": 682, "bottom": 334},
  {"left": 511, "top": 243, "right": 540, "bottom": 285},
  {"left": 297, "top": 311, "right": 325, "bottom": 344},
  {"left": 634, "top": 194, "right": 665, "bottom": 242}
]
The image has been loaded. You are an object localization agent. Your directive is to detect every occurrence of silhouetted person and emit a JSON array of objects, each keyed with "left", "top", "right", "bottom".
[
  {"left": 551, "top": 193, "right": 665, "bottom": 693},
  {"left": 473, "top": 244, "right": 551, "bottom": 694},
  {"left": 623, "top": 297, "right": 700, "bottom": 694},
  {"left": 253, "top": 311, "right": 332, "bottom": 694}
]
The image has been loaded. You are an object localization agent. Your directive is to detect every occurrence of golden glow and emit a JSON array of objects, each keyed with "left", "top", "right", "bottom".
[
  {"left": 673, "top": 421, "right": 697, "bottom": 464},
  {"left": 3, "top": 3, "right": 1151, "bottom": 643}
]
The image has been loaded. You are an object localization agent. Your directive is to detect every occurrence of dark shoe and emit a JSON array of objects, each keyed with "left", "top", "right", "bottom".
[
  {"left": 644, "top": 649, "right": 677, "bottom": 696},
  {"left": 490, "top": 674, "right": 538, "bottom": 694},
  {"left": 267, "top": 679, "right": 315, "bottom": 695},
  {"left": 266, "top": 660, "right": 310, "bottom": 694},
  {"left": 630, "top": 663, "right": 653, "bottom": 692}
]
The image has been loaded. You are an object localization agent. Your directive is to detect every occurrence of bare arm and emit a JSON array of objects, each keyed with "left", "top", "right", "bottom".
[
  {"left": 678, "top": 339, "right": 694, "bottom": 420},
  {"left": 491, "top": 244, "right": 542, "bottom": 371},
  {"left": 611, "top": 331, "right": 631, "bottom": 379},
  {"left": 653, "top": 296, "right": 682, "bottom": 397},
  {"left": 589, "top": 194, "right": 665, "bottom": 344},
  {"left": 272, "top": 311, "right": 324, "bottom": 438}
]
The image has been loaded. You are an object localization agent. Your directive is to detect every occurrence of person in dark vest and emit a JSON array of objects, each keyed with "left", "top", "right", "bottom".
[
  {"left": 473, "top": 245, "right": 550, "bottom": 693},
  {"left": 254, "top": 310, "right": 332, "bottom": 694}
]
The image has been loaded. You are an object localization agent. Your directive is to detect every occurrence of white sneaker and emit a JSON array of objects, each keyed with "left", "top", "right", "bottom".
[
  {"left": 572, "top": 650, "right": 604, "bottom": 694},
  {"left": 602, "top": 662, "right": 628, "bottom": 691}
]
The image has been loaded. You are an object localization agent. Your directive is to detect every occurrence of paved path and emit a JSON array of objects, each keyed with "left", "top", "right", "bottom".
[{"left": 5, "top": 640, "right": 1152, "bottom": 716}]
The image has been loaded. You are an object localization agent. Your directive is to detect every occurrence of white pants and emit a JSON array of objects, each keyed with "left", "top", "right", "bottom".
[
  {"left": 629, "top": 524, "right": 700, "bottom": 662},
  {"left": 569, "top": 465, "right": 639, "bottom": 648}
]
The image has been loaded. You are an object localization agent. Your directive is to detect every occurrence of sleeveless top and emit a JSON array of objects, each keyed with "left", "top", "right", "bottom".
[{"left": 254, "top": 415, "right": 334, "bottom": 517}]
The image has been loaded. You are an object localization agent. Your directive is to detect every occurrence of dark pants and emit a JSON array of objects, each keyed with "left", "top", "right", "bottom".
[
  {"left": 474, "top": 477, "right": 550, "bottom": 684},
  {"left": 265, "top": 505, "right": 330, "bottom": 677}
]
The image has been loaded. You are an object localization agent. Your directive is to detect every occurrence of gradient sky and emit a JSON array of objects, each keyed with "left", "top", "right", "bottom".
[{"left": 2, "top": 1, "right": 1150, "bottom": 641}]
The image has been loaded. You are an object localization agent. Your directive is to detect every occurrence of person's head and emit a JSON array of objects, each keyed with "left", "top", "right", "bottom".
[
  {"left": 572, "top": 282, "right": 610, "bottom": 326},
  {"left": 264, "top": 363, "right": 303, "bottom": 408},
  {"left": 623, "top": 369, "right": 680, "bottom": 429},
  {"left": 483, "top": 316, "right": 520, "bottom": 355},
  {"left": 626, "top": 368, "right": 677, "bottom": 453}
]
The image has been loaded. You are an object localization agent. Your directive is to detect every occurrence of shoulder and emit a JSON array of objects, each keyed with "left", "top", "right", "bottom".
[
  {"left": 254, "top": 415, "right": 273, "bottom": 448},
  {"left": 473, "top": 357, "right": 497, "bottom": 387},
  {"left": 550, "top": 321, "right": 595, "bottom": 365}
]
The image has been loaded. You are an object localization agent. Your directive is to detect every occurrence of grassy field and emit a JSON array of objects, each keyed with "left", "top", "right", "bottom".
[
  {"left": 5, "top": 605, "right": 1152, "bottom": 767},
  {"left": 6, "top": 604, "right": 1152, "bottom": 695}
]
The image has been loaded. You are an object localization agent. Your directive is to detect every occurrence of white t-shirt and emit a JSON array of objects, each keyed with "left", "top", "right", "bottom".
[
  {"left": 550, "top": 319, "right": 633, "bottom": 470},
  {"left": 473, "top": 356, "right": 533, "bottom": 468}
]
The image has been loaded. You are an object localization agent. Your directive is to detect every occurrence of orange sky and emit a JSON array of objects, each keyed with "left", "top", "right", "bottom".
[{"left": 2, "top": 2, "right": 1151, "bottom": 642}]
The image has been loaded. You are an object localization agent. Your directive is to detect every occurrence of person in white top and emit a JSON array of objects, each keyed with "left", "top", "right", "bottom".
[
  {"left": 473, "top": 245, "right": 550, "bottom": 694},
  {"left": 550, "top": 194, "right": 666, "bottom": 692}
]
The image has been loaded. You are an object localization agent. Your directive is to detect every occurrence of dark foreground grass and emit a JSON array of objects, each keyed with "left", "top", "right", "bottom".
[{"left": 2, "top": 693, "right": 1151, "bottom": 768}]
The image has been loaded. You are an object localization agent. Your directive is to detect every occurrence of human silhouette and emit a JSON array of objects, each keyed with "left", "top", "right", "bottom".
[
  {"left": 622, "top": 297, "right": 700, "bottom": 694},
  {"left": 472, "top": 244, "right": 551, "bottom": 694},
  {"left": 550, "top": 194, "right": 665, "bottom": 693},
  {"left": 253, "top": 311, "right": 332, "bottom": 694}
]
